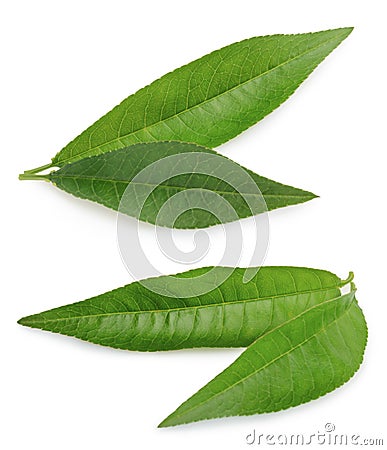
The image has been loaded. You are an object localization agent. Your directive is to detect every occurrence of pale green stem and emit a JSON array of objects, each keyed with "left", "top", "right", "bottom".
[
  {"left": 18, "top": 173, "right": 50, "bottom": 181},
  {"left": 339, "top": 272, "right": 354, "bottom": 287},
  {"left": 22, "top": 162, "right": 53, "bottom": 175}
]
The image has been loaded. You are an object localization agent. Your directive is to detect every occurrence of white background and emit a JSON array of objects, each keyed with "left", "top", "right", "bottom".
[{"left": 1, "top": 0, "right": 386, "bottom": 448}]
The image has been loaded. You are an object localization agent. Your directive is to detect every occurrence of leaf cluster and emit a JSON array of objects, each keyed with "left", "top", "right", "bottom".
[{"left": 18, "top": 28, "right": 367, "bottom": 428}]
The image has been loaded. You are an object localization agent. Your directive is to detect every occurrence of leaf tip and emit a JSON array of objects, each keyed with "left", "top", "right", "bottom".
[
  {"left": 157, "top": 418, "right": 172, "bottom": 428},
  {"left": 339, "top": 26, "right": 354, "bottom": 33},
  {"left": 17, "top": 315, "right": 34, "bottom": 327},
  {"left": 298, "top": 190, "right": 319, "bottom": 204},
  {"left": 329, "top": 26, "right": 354, "bottom": 37},
  {"left": 335, "top": 26, "right": 354, "bottom": 42},
  {"left": 157, "top": 412, "right": 184, "bottom": 428}
]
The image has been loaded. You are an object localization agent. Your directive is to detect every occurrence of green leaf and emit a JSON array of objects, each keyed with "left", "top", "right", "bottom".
[
  {"left": 18, "top": 267, "right": 365, "bottom": 426},
  {"left": 27, "top": 142, "right": 316, "bottom": 228},
  {"left": 18, "top": 266, "right": 348, "bottom": 351},
  {"left": 159, "top": 288, "right": 367, "bottom": 427},
  {"left": 23, "top": 28, "right": 353, "bottom": 172}
]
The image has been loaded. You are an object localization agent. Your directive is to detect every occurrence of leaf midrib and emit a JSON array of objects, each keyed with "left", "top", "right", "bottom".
[
  {"left": 59, "top": 32, "right": 345, "bottom": 165},
  {"left": 51, "top": 175, "right": 313, "bottom": 199},
  {"left": 23, "top": 285, "right": 339, "bottom": 324}
]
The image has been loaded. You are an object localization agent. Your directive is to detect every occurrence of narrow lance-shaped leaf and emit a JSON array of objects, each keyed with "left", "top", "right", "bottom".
[
  {"left": 18, "top": 266, "right": 350, "bottom": 351},
  {"left": 159, "top": 288, "right": 367, "bottom": 427},
  {"left": 22, "top": 28, "right": 353, "bottom": 173},
  {"left": 23, "top": 142, "right": 316, "bottom": 228}
]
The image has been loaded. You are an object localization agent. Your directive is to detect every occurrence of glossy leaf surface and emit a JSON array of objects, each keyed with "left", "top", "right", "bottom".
[{"left": 23, "top": 28, "right": 352, "bottom": 171}]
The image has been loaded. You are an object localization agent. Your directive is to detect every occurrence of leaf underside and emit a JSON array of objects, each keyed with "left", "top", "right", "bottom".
[
  {"left": 18, "top": 267, "right": 341, "bottom": 351},
  {"left": 48, "top": 142, "right": 316, "bottom": 228},
  {"left": 49, "top": 28, "right": 352, "bottom": 167}
]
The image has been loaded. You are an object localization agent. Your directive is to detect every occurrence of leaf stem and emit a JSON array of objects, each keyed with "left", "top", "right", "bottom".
[
  {"left": 18, "top": 172, "right": 50, "bottom": 181},
  {"left": 22, "top": 162, "right": 53, "bottom": 175},
  {"left": 339, "top": 271, "right": 354, "bottom": 287}
]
